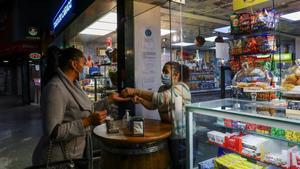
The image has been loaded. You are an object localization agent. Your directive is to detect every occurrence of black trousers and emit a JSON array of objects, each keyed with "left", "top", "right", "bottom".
[{"left": 168, "top": 139, "right": 186, "bottom": 169}]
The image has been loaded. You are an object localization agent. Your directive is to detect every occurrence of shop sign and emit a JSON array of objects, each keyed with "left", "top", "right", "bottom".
[
  {"left": 26, "top": 26, "right": 40, "bottom": 40},
  {"left": 29, "top": 52, "right": 41, "bottom": 60},
  {"left": 233, "top": 0, "right": 269, "bottom": 11},
  {"left": 172, "top": 0, "right": 185, "bottom": 5},
  {"left": 53, "top": 0, "right": 73, "bottom": 30}
]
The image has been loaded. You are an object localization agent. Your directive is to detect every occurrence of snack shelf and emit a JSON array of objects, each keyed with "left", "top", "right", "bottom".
[
  {"left": 230, "top": 51, "right": 276, "bottom": 57},
  {"left": 243, "top": 88, "right": 279, "bottom": 93},
  {"left": 186, "top": 98, "right": 300, "bottom": 131},
  {"left": 189, "top": 80, "right": 214, "bottom": 83},
  {"left": 231, "top": 29, "right": 277, "bottom": 37},
  {"left": 208, "top": 141, "right": 289, "bottom": 169},
  {"left": 214, "top": 123, "right": 300, "bottom": 146},
  {"left": 190, "top": 72, "right": 214, "bottom": 75},
  {"left": 186, "top": 98, "right": 300, "bottom": 169}
]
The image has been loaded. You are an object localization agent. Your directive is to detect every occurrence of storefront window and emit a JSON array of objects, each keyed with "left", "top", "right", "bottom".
[{"left": 68, "top": 7, "right": 118, "bottom": 102}]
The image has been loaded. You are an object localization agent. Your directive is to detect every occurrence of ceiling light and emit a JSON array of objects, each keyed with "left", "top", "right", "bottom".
[
  {"left": 172, "top": 42, "right": 194, "bottom": 47},
  {"left": 89, "top": 22, "right": 117, "bottom": 31},
  {"left": 161, "top": 29, "right": 176, "bottom": 36},
  {"left": 3, "top": 60, "right": 8, "bottom": 63},
  {"left": 98, "top": 12, "right": 117, "bottom": 23},
  {"left": 214, "top": 26, "right": 231, "bottom": 34},
  {"left": 172, "top": 35, "right": 179, "bottom": 42},
  {"left": 80, "top": 29, "right": 112, "bottom": 36},
  {"left": 281, "top": 11, "right": 300, "bottom": 21},
  {"left": 79, "top": 12, "right": 117, "bottom": 36},
  {"left": 205, "top": 36, "right": 229, "bottom": 42}
]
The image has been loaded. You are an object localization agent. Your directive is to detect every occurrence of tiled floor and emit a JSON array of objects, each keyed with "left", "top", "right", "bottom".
[{"left": 0, "top": 96, "right": 41, "bottom": 169}]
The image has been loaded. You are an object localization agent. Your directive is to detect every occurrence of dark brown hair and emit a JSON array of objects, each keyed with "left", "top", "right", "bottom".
[
  {"left": 164, "top": 61, "right": 190, "bottom": 83},
  {"left": 58, "top": 47, "right": 84, "bottom": 70}
]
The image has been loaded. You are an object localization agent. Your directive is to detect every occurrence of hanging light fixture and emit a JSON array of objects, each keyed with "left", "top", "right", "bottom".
[
  {"left": 194, "top": 27, "right": 205, "bottom": 47},
  {"left": 214, "top": 33, "right": 224, "bottom": 43}
]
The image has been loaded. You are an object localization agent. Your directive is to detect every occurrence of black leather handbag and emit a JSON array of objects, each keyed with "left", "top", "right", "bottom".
[{"left": 25, "top": 141, "right": 89, "bottom": 169}]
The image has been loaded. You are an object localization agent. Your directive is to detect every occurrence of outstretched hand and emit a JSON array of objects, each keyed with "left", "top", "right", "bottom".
[
  {"left": 121, "top": 88, "right": 136, "bottom": 98},
  {"left": 131, "top": 95, "right": 143, "bottom": 104},
  {"left": 108, "top": 92, "right": 131, "bottom": 103}
]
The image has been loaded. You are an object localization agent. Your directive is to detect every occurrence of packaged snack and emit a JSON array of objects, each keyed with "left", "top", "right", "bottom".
[
  {"left": 230, "top": 13, "right": 239, "bottom": 34},
  {"left": 282, "top": 62, "right": 300, "bottom": 92}
]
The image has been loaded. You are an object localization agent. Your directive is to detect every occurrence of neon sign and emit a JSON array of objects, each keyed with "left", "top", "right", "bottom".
[
  {"left": 29, "top": 53, "right": 41, "bottom": 60},
  {"left": 53, "top": 0, "right": 73, "bottom": 30}
]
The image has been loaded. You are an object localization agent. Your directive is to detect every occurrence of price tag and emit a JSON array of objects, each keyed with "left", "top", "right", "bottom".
[
  {"left": 287, "top": 101, "right": 300, "bottom": 110},
  {"left": 286, "top": 100, "right": 300, "bottom": 119}
]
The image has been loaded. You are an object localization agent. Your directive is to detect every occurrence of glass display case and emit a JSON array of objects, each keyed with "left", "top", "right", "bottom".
[
  {"left": 81, "top": 75, "right": 115, "bottom": 102},
  {"left": 186, "top": 98, "right": 300, "bottom": 169}
]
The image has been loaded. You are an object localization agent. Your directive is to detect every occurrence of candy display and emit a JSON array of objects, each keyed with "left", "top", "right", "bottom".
[
  {"left": 242, "top": 135, "right": 270, "bottom": 158},
  {"left": 230, "top": 35, "right": 276, "bottom": 56},
  {"left": 230, "top": 9, "right": 279, "bottom": 35},
  {"left": 214, "top": 154, "right": 264, "bottom": 169},
  {"left": 271, "top": 128, "right": 286, "bottom": 138},
  {"left": 223, "top": 133, "right": 244, "bottom": 152},
  {"left": 264, "top": 152, "right": 288, "bottom": 166},
  {"left": 207, "top": 131, "right": 226, "bottom": 145},
  {"left": 198, "top": 158, "right": 214, "bottom": 169},
  {"left": 285, "top": 130, "right": 300, "bottom": 143},
  {"left": 256, "top": 125, "right": 271, "bottom": 135},
  {"left": 214, "top": 154, "right": 246, "bottom": 169}
]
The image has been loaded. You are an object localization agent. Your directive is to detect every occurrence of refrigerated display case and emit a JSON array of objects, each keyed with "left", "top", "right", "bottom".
[{"left": 186, "top": 98, "right": 300, "bottom": 169}]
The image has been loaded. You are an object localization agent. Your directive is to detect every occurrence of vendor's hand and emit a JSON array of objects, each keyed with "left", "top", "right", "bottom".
[
  {"left": 108, "top": 92, "right": 131, "bottom": 104},
  {"left": 131, "top": 95, "right": 143, "bottom": 104},
  {"left": 121, "top": 88, "right": 136, "bottom": 97}
]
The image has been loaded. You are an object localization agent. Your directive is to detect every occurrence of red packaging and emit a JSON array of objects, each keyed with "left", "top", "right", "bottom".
[
  {"left": 224, "top": 119, "right": 233, "bottom": 128},
  {"left": 224, "top": 135, "right": 243, "bottom": 153},
  {"left": 246, "top": 123, "right": 257, "bottom": 131}
]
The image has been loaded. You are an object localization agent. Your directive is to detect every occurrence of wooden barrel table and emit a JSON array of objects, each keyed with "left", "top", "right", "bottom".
[{"left": 93, "top": 119, "right": 172, "bottom": 169}]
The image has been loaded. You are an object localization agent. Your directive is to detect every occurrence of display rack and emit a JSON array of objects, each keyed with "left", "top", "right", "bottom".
[
  {"left": 82, "top": 64, "right": 117, "bottom": 101},
  {"left": 186, "top": 98, "right": 300, "bottom": 169}
]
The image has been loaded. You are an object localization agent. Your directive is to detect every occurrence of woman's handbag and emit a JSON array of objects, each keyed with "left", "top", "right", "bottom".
[{"left": 25, "top": 141, "right": 89, "bottom": 169}]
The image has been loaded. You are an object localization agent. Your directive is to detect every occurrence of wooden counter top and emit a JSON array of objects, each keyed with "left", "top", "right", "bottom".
[{"left": 93, "top": 119, "right": 172, "bottom": 144}]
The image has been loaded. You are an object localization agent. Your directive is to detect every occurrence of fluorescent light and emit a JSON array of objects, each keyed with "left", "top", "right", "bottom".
[
  {"left": 80, "top": 29, "right": 112, "bottom": 36},
  {"left": 172, "top": 35, "right": 178, "bottom": 42},
  {"left": 98, "top": 12, "right": 117, "bottom": 23},
  {"left": 161, "top": 29, "right": 176, "bottom": 36},
  {"left": 80, "top": 12, "right": 117, "bottom": 36},
  {"left": 172, "top": 42, "right": 194, "bottom": 47},
  {"left": 281, "top": 11, "right": 300, "bottom": 21},
  {"left": 205, "top": 36, "right": 229, "bottom": 42},
  {"left": 214, "top": 26, "right": 230, "bottom": 34},
  {"left": 209, "top": 47, "right": 216, "bottom": 50},
  {"left": 3, "top": 60, "right": 8, "bottom": 63},
  {"left": 89, "top": 22, "right": 117, "bottom": 31}
]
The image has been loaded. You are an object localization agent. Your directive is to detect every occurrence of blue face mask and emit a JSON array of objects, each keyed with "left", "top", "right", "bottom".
[
  {"left": 161, "top": 74, "right": 171, "bottom": 86},
  {"left": 78, "top": 72, "right": 86, "bottom": 81}
]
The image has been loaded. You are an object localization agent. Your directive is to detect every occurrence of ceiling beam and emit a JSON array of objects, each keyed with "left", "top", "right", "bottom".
[{"left": 160, "top": 7, "right": 229, "bottom": 25}]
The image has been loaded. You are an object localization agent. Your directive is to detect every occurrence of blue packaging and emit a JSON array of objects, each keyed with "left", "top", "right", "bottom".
[{"left": 198, "top": 158, "right": 215, "bottom": 169}]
